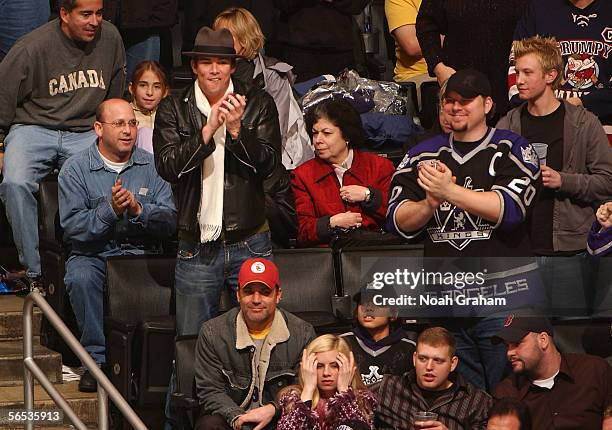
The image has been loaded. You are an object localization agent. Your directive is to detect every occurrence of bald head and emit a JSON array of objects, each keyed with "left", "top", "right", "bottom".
[
  {"left": 96, "top": 99, "right": 133, "bottom": 123},
  {"left": 94, "top": 99, "right": 137, "bottom": 163}
]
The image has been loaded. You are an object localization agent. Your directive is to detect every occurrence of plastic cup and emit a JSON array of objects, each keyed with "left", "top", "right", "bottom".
[
  {"left": 531, "top": 142, "right": 548, "bottom": 166},
  {"left": 414, "top": 411, "right": 438, "bottom": 424}
]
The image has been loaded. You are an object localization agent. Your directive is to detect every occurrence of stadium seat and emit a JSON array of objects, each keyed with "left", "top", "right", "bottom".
[
  {"left": 105, "top": 255, "right": 176, "bottom": 408},
  {"left": 38, "top": 173, "right": 80, "bottom": 366},
  {"left": 274, "top": 248, "right": 346, "bottom": 332},
  {"left": 419, "top": 80, "right": 441, "bottom": 130},
  {"left": 337, "top": 244, "right": 425, "bottom": 318},
  {"left": 171, "top": 335, "right": 199, "bottom": 430}
]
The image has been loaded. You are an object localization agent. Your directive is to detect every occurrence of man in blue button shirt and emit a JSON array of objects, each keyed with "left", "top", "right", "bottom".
[{"left": 59, "top": 98, "right": 177, "bottom": 392}]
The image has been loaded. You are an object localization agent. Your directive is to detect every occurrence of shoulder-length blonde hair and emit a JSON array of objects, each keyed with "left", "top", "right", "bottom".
[
  {"left": 280, "top": 334, "right": 366, "bottom": 410},
  {"left": 213, "top": 7, "right": 265, "bottom": 61}
]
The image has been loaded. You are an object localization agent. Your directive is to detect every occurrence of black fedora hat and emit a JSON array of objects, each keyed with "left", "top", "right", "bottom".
[{"left": 183, "top": 27, "right": 239, "bottom": 58}]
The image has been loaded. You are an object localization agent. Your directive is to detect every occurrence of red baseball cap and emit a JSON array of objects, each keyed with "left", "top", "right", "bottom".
[{"left": 238, "top": 258, "right": 279, "bottom": 289}]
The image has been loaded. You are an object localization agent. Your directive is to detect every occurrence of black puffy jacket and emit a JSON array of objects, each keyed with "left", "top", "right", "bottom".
[{"left": 153, "top": 79, "right": 285, "bottom": 240}]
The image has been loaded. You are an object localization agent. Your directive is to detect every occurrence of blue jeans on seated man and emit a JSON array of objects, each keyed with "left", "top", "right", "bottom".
[
  {"left": 0, "top": 125, "right": 96, "bottom": 278},
  {"left": 65, "top": 247, "right": 155, "bottom": 366},
  {"left": 537, "top": 253, "right": 594, "bottom": 318},
  {"left": 451, "top": 316, "right": 511, "bottom": 392},
  {"left": 164, "top": 231, "right": 273, "bottom": 430}
]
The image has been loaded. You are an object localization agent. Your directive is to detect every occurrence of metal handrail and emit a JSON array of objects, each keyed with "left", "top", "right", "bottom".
[{"left": 23, "top": 290, "right": 147, "bottom": 430}]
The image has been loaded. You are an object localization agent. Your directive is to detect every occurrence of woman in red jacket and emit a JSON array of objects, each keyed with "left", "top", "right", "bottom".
[{"left": 291, "top": 99, "right": 400, "bottom": 247}]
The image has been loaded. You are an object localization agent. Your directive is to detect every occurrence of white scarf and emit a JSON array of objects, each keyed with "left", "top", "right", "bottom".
[{"left": 194, "top": 79, "right": 234, "bottom": 242}]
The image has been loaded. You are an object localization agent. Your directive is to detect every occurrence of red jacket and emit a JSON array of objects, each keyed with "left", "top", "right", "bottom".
[{"left": 291, "top": 150, "right": 396, "bottom": 246}]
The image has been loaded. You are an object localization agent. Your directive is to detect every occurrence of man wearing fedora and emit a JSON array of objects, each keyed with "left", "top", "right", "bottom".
[
  {"left": 153, "top": 27, "right": 283, "bottom": 338},
  {"left": 493, "top": 314, "right": 612, "bottom": 430}
]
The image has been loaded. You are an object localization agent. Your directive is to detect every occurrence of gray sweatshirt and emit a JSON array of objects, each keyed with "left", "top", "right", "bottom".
[
  {"left": 497, "top": 100, "right": 612, "bottom": 252},
  {"left": 0, "top": 18, "right": 125, "bottom": 144}
]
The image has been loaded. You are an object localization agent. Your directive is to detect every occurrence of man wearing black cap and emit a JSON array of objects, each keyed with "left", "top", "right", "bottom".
[
  {"left": 153, "top": 27, "right": 285, "bottom": 338},
  {"left": 388, "top": 68, "right": 541, "bottom": 257},
  {"left": 386, "top": 69, "right": 543, "bottom": 392},
  {"left": 493, "top": 313, "right": 612, "bottom": 430}
]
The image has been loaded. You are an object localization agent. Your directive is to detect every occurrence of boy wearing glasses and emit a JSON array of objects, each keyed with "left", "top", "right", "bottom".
[{"left": 58, "top": 98, "right": 176, "bottom": 392}]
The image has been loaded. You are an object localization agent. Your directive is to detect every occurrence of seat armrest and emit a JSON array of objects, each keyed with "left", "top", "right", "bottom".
[
  {"left": 332, "top": 295, "right": 352, "bottom": 320},
  {"left": 171, "top": 393, "right": 199, "bottom": 409},
  {"left": 105, "top": 317, "right": 138, "bottom": 333}
]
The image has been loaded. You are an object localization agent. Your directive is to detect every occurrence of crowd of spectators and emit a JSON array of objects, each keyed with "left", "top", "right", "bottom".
[{"left": 0, "top": 0, "right": 610, "bottom": 429}]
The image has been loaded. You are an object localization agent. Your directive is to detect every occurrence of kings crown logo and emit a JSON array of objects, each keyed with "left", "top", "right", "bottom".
[
  {"left": 521, "top": 145, "right": 539, "bottom": 167},
  {"left": 428, "top": 177, "right": 492, "bottom": 251}
]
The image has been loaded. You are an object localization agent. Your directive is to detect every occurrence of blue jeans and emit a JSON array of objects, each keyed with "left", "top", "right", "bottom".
[
  {"left": 538, "top": 253, "right": 594, "bottom": 317},
  {"left": 64, "top": 255, "right": 107, "bottom": 366},
  {"left": 0, "top": 125, "right": 96, "bottom": 277},
  {"left": 125, "top": 35, "right": 160, "bottom": 94},
  {"left": 450, "top": 316, "right": 510, "bottom": 392},
  {"left": 174, "top": 231, "right": 273, "bottom": 336},
  {"left": 0, "top": 0, "right": 50, "bottom": 61}
]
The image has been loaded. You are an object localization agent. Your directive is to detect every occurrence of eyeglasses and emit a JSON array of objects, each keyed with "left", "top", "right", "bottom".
[
  {"left": 442, "top": 97, "right": 476, "bottom": 107},
  {"left": 99, "top": 119, "right": 139, "bottom": 128}
]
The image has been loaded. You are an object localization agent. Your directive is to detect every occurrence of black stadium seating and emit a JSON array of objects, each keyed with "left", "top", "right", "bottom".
[
  {"left": 105, "top": 255, "right": 176, "bottom": 408},
  {"left": 171, "top": 335, "right": 199, "bottom": 430},
  {"left": 38, "top": 173, "right": 80, "bottom": 366},
  {"left": 274, "top": 248, "right": 346, "bottom": 332}
]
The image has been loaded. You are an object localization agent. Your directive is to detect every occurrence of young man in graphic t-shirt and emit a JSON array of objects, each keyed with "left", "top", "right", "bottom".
[
  {"left": 508, "top": 0, "right": 612, "bottom": 143},
  {"left": 498, "top": 36, "right": 612, "bottom": 315}
]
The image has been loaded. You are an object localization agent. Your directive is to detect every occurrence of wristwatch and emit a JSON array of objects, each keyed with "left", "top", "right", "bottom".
[{"left": 364, "top": 188, "right": 371, "bottom": 202}]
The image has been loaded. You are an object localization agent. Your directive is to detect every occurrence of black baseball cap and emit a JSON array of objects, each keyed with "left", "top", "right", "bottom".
[
  {"left": 445, "top": 68, "right": 492, "bottom": 99},
  {"left": 491, "top": 313, "right": 554, "bottom": 344},
  {"left": 353, "top": 284, "right": 397, "bottom": 305}
]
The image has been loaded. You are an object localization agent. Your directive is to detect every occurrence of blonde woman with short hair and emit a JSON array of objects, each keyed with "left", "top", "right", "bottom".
[{"left": 276, "top": 334, "right": 377, "bottom": 430}]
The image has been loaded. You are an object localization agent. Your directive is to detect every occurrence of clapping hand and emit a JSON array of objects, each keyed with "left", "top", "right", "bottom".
[
  {"left": 221, "top": 93, "right": 246, "bottom": 139},
  {"left": 596, "top": 201, "right": 612, "bottom": 229},
  {"left": 111, "top": 179, "right": 141, "bottom": 217}
]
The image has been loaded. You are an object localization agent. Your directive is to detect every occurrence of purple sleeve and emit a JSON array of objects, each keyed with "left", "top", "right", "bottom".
[
  {"left": 490, "top": 133, "right": 542, "bottom": 231},
  {"left": 326, "top": 389, "right": 377, "bottom": 430},
  {"left": 587, "top": 222, "right": 612, "bottom": 257},
  {"left": 277, "top": 392, "right": 319, "bottom": 430}
]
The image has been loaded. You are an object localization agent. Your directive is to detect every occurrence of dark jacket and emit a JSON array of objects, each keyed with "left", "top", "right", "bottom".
[
  {"left": 153, "top": 80, "right": 283, "bottom": 240},
  {"left": 494, "top": 353, "right": 612, "bottom": 430},
  {"left": 194, "top": 307, "right": 316, "bottom": 425},
  {"left": 104, "top": 0, "right": 178, "bottom": 29}
]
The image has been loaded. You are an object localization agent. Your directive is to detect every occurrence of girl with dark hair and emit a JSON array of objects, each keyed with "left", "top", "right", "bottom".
[
  {"left": 291, "top": 99, "right": 401, "bottom": 248},
  {"left": 128, "top": 60, "right": 168, "bottom": 153}
]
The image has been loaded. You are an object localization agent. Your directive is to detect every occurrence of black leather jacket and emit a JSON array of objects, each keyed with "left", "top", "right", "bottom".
[{"left": 153, "top": 80, "right": 284, "bottom": 240}]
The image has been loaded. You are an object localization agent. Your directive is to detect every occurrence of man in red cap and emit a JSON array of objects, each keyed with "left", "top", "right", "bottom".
[
  {"left": 493, "top": 313, "right": 612, "bottom": 430},
  {"left": 193, "top": 258, "right": 315, "bottom": 430}
]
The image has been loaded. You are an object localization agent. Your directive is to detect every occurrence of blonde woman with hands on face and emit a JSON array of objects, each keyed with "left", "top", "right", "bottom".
[{"left": 276, "top": 334, "right": 376, "bottom": 430}]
